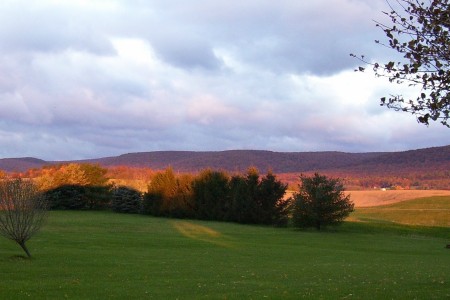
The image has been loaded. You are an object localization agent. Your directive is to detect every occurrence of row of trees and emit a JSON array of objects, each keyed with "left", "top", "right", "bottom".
[
  {"left": 41, "top": 167, "right": 354, "bottom": 230},
  {"left": 0, "top": 167, "right": 354, "bottom": 257},
  {"left": 43, "top": 167, "right": 291, "bottom": 227},
  {"left": 143, "top": 168, "right": 290, "bottom": 226}
]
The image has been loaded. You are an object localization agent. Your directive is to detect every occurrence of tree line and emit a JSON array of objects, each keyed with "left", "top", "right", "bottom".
[
  {"left": 39, "top": 164, "right": 353, "bottom": 229},
  {"left": 43, "top": 166, "right": 291, "bottom": 227},
  {"left": 0, "top": 163, "right": 354, "bottom": 257}
]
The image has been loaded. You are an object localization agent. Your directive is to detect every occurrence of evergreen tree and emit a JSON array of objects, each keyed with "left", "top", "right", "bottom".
[
  {"left": 292, "top": 173, "right": 354, "bottom": 230},
  {"left": 228, "top": 168, "right": 259, "bottom": 224},
  {"left": 191, "top": 170, "right": 230, "bottom": 220},
  {"left": 257, "top": 171, "right": 289, "bottom": 226}
]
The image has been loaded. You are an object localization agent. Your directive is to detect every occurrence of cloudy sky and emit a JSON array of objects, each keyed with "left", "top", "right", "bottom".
[{"left": 0, "top": 0, "right": 448, "bottom": 160}]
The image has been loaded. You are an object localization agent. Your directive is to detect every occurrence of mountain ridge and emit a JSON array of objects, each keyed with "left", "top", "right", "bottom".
[{"left": 1, "top": 145, "right": 448, "bottom": 174}]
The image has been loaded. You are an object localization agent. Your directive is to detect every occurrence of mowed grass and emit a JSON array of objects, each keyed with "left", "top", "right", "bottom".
[
  {"left": 0, "top": 209, "right": 449, "bottom": 299},
  {"left": 351, "top": 196, "right": 450, "bottom": 227}
]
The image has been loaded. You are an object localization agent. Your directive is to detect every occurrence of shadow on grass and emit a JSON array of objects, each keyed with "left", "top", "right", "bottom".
[
  {"left": 290, "top": 220, "right": 450, "bottom": 240},
  {"left": 340, "top": 220, "right": 450, "bottom": 239}
]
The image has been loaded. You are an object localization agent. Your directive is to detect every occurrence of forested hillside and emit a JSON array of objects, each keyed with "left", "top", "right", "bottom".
[{"left": 1, "top": 145, "right": 448, "bottom": 190}]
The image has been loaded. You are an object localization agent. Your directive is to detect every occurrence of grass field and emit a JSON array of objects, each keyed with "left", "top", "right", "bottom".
[
  {"left": 346, "top": 189, "right": 450, "bottom": 207},
  {"left": 350, "top": 196, "right": 450, "bottom": 227},
  {"left": 284, "top": 189, "right": 450, "bottom": 208},
  {"left": 0, "top": 198, "right": 449, "bottom": 299}
]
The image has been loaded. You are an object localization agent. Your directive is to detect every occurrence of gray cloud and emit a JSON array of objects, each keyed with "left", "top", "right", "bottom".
[
  {"left": 0, "top": 2, "right": 114, "bottom": 55},
  {"left": 150, "top": 35, "right": 222, "bottom": 70},
  {"left": 144, "top": 0, "right": 385, "bottom": 74}
]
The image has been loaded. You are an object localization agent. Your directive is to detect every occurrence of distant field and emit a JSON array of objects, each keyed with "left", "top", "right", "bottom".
[
  {"left": 350, "top": 196, "right": 450, "bottom": 227},
  {"left": 0, "top": 211, "right": 449, "bottom": 299},
  {"left": 284, "top": 189, "right": 450, "bottom": 207},
  {"left": 346, "top": 189, "right": 450, "bottom": 207}
]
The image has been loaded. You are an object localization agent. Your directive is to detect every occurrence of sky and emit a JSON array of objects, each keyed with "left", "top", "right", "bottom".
[{"left": 0, "top": 0, "right": 448, "bottom": 160}]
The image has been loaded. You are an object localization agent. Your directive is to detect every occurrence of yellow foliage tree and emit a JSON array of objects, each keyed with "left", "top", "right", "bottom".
[{"left": 35, "top": 163, "right": 107, "bottom": 191}]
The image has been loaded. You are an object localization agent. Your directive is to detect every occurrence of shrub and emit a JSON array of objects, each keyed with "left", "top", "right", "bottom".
[
  {"left": 83, "top": 185, "right": 111, "bottom": 210},
  {"left": 141, "top": 192, "right": 164, "bottom": 216},
  {"left": 111, "top": 186, "right": 142, "bottom": 214},
  {"left": 44, "top": 185, "right": 111, "bottom": 210}
]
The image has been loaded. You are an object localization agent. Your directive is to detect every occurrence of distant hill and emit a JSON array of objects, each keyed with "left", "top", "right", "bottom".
[
  {"left": 80, "top": 150, "right": 384, "bottom": 173},
  {"left": 1, "top": 145, "right": 449, "bottom": 175},
  {"left": 324, "top": 145, "right": 450, "bottom": 175},
  {"left": 0, "top": 157, "right": 48, "bottom": 173}
]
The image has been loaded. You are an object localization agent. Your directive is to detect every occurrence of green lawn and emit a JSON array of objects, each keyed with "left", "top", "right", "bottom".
[{"left": 0, "top": 209, "right": 449, "bottom": 299}]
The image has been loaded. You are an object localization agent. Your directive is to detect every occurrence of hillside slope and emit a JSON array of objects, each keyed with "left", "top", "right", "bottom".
[
  {"left": 81, "top": 150, "right": 384, "bottom": 173},
  {"left": 0, "top": 157, "right": 48, "bottom": 173},
  {"left": 337, "top": 145, "right": 450, "bottom": 174},
  {"left": 0, "top": 145, "right": 448, "bottom": 174}
]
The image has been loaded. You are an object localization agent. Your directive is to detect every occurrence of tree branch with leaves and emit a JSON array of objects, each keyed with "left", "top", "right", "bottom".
[{"left": 351, "top": 0, "right": 450, "bottom": 127}]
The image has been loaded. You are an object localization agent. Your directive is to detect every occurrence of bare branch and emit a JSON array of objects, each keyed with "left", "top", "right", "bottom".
[{"left": 0, "top": 179, "right": 48, "bottom": 258}]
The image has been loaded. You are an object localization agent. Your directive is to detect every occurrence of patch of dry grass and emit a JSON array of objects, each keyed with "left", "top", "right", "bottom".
[{"left": 346, "top": 190, "right": 450, "bottom": 207}]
